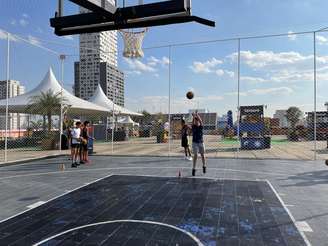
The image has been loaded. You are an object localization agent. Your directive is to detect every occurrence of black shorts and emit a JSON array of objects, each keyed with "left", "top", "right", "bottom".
[
  {"left": 181, "top": 138, "right": 189, "bottom": 148},
  {"left": 71, "top": 143, "right": 80, "bottom": 149},
  {"left": 80, "top": 144, "right": 88, "bottom": 151}
]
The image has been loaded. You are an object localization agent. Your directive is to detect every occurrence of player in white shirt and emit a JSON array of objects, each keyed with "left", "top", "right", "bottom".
[{"left": 71, "top": 121, "right": 82, "bottom": 167}]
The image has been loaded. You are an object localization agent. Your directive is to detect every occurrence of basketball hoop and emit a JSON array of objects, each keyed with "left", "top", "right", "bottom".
[{"left": 119, "top": 28, "right": 148, "bottom": 59}]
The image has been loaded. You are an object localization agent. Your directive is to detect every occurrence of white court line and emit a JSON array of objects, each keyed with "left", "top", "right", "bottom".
[
  {"left": 115, "top": 173, "right": 268, "bottom": 182},
  {"left": 295, "top": 221, "right": 313, "bottom": 232},
  {"left": 266, "top": 181, "right": 312, "bottom": 246},
  {"left": 26, "top": 201, "right": 46, "bottom": 209},
  {"left": 0, "top": 173, "right": 113, "bottom": 224},
  {"left": 0, "top": 166, "right": 289, "bottom": 181},
  {"left": 33, "top": 220, "right": 204, "bottom": 246}
]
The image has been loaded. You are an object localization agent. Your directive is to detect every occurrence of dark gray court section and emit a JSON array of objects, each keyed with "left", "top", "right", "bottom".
[{"left": 0, "top": 175, "right": 306, "bottom": 246}]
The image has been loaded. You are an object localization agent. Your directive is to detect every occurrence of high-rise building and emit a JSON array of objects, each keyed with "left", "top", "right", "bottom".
[
  {"left": 0, "top": 80, "right": 25, "bottom": 130},
  {"left": 74, "top": 0, "right": 125, "bottom": 106},
  {"left": 273, "top": 110, "right": 289, "bottom": 128}
]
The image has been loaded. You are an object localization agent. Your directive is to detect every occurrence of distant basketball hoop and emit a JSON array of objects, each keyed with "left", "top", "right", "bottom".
[{"left": 119, "top": 28, "right": 148, "bottom": 58}]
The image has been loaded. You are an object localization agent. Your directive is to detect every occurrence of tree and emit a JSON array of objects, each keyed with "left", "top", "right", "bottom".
[
  {"left": 141, "top": 110, "right": 151, "bottom": 117},
  {"left": 27, "top": 90, "right": 65, "bottom": 132},
  {"left": 286, "top": 107, "right": 302, "bottom": 140}
]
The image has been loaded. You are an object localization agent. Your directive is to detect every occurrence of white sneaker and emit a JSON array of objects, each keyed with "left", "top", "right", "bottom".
[{"left": 188, "top": 157, "right": 193, "bottom": 161}]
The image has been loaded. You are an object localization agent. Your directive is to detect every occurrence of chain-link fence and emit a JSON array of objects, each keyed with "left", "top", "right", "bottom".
[{"left": 1, "top": 29, "right": 328, "bottom": 164}]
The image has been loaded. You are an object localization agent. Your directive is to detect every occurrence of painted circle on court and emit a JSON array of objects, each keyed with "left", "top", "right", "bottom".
[{"left": 34, "top": 220, "right": 204, "bottom": 246}]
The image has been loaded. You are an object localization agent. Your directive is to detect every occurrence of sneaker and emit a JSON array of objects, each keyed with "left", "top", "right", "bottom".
[
  {"left": 192, "top": 169, "right": 196, "bottom": 176},
  {"left": 75, "top": 162, "right": 80, "bottom": 166},
  {"left": 71, "top": 163, "right": 77, "bottom": 168},
  {"left": 187, "top": 157, "right": 193, "bottom": 161},
  {"left": 80, "top": 161, "right": 85, "bottom": 165},
  {"left": 203, "top": 166, "right": 207, "bottom": 174}
]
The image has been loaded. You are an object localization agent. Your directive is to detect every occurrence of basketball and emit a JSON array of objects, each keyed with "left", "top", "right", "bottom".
[
  {"left": 325, "top": 160, "right": 328, "bottom": 166},
  {"left": 186, "top": 91, "right": 194, "bottom": 100}
]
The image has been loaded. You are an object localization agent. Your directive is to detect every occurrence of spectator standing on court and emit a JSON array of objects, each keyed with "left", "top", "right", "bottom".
[
  {"left": 71, "top": 121, "right": 82, "bottom": 168},
  {"left": 181, "top": 119, "right": 192, "bottom": 161},
  {"left": 191, "top": 112, "right": 207, "bottom": 176},
  {"left": 80, "top": 121, "right": 90, "bottom": 164}
]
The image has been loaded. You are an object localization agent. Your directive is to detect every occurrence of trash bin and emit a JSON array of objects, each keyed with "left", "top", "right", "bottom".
[
  {"left": 88, "top": 138, "right": 94, "bottom": 155},
  {"left": 61, "top": 134, "right": 68, "bottom": 150}
]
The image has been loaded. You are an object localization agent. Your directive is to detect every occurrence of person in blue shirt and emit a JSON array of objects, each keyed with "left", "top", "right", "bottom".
[{"left": 192, "top": 112, "right": 207, "bottom": 176}]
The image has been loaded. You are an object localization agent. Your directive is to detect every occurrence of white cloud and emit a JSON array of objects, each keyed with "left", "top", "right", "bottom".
[
  {"left": 241, "top": 76, "right": 268, "bottom": 84},
  {"left": 19, "top": 19, "right": 28, "bottom": 27},
  {"left": 225, "top": 71, "right": 235, "bottom": 78},
  {"left": 187, "top": 87, "right": 195, "bottom": 92},
  {"left": 199, "top": 95, "right": 224, "bottom": 101},
  {"left": 125, "top": 70, "right": 142, "bottom": 76},
  {"left": 22, "top": 13, "right": 29, "bottom": 18},
  {"left": 316, "top": 35, "right": 328, "bottom": 45},
  {"left": 147, "top": 56, "right": 170, "bottom": 67},
  {"left": 215, "top": 69, "right": 225, "bottom": 76},
  {"left": 10, "top": 19, "right": 16, "bottom": 25},
  {"left": 124, "top": 56, "right": 170, "bottom": 76},
  {"left": 225, "top": 91, "right": 248, "bottom": 97},
  {"left": 134, "top": 93, "right": 225, "bottom": 114},
  {"left": 288, "top": 31, "right": 297, "bottom": 41},
  {"left": 227, "top": 50, "right": 328, "bottom": 84},
  {"left": 228, "top": 50, "right": 313, "bottom": 69},
  {"left": 27, "top": 35, "right": 41, "bottom": 46},
  {"left": 147, "top": 56, "right": 160, "bottom": 66},
  {"left": 124, "top": 58, "right": 156, "bottom": 73},
  {"left": 226, "top": 87, "right": 294, "bottom": 97},
  {"left": 62, "top": 35, "right": 74, "bottom": 41},
  {"left": 190, "top": 58, "right": 223, "bottom": 73},
  {"left": 248, "top": 87, "right": 294, "bottom": 95}
]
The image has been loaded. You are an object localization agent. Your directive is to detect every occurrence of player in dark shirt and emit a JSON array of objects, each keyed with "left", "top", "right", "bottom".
[
  {"left": 181, "top": 119, "right": 192, "bottom": 160},
  {"left": 191, "top": 112, "right": 207, "bottom": 176},
  {"left": 80, "top": 121, "right": 90, "bottom": 164}
]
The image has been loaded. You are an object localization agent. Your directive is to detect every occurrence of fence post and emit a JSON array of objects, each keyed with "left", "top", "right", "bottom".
[
  {"left": 236, "top": 38, "right": 241, "bottom": 159},
  {"left": 168, "top": 45, "right": 172, "bottom": 157},
  {"left": 59, "top": 54, "right": 65, "bottom": 153},
  {"left": 5, "top": 32, "right": 10, "bottom": 163},
  {"left": 313, "top": 32, "right": 317, "bottom": 161}
]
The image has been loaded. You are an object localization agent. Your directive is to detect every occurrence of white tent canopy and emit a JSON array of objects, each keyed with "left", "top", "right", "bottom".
[
  {"left": 88, "top": 84, "right": 142, "bottom": 116},
  {"left": 117, "top": 116, "right": 140, "bottom": 126},
  {"left": 0, "top": 68, "right": 111, "bottom": 115}
]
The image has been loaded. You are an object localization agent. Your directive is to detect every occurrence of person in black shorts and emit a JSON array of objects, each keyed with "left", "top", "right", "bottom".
[
  {"left": 80, "top": 121, "right": 90, "bottom": 164},
  {"left": 181, "top": 119, "right": 192, "bottom": 161},
  {"left": 71, "top": 121, "right": 81, "bottom": 168}
]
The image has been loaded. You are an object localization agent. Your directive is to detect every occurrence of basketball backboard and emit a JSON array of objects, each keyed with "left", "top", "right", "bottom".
[{"left": 50, "top": 0, "right": 215, "bottom": 36}]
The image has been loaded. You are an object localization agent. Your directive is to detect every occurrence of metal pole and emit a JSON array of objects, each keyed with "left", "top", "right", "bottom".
[
  {"left": 168, "top": 46, "right": 172, "bottom": 157},
  {"left": 58, "top": 0, "right": 63, "bottom": 17},
  {"left": 313, "top": 32, "right": 317, "bottom": 160},
  {"left": 59, "top": 55, "right": 65, "bottom": 153},
  {"left": 237, "top": 38, "right": 241, "bottom": 158},
  {"left": 5, "top": 32, "right": 10, "bottom": 163},
  {"left": 111, "top": 94, "right": 115, "bottom": 155}
]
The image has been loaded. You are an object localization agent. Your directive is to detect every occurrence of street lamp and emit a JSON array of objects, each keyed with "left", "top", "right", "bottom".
[{"left": 325, "top": 102, "right": 328, "bottom": 111}]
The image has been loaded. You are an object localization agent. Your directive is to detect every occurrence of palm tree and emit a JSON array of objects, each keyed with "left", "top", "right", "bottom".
[{"left": 26, "top": 90, "right": 65, "bottom": 132}]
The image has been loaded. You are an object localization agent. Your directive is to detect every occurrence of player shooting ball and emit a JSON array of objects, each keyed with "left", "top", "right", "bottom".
[{"left": 191, "top": 111, "right": 207, "bottom": 176}]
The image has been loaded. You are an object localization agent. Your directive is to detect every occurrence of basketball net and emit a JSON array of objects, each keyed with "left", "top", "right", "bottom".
[{"left": 119, "top": 28, "right": 148, "bottom": 58}]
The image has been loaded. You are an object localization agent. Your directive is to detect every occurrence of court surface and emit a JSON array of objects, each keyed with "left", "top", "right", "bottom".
[{"left": 0, "top": 156, "right": 327, "bottom": 245}]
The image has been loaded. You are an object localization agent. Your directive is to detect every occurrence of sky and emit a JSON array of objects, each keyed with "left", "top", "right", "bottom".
[{"left": 0, "top": 0, "right": 328, "bottom": 118}]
